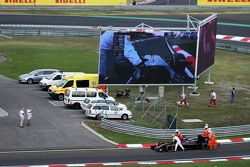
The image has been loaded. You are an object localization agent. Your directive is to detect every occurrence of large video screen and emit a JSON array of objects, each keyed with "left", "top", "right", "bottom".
[
  {"left": 98, "top": 30, "right": 197, "bottom": 85},
  {"left": 197, "top": 17, "right": 217, "bottom": 76}
]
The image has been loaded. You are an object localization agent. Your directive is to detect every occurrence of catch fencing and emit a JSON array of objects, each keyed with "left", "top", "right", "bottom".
[
  {"left": 101, "top": 119, "right": 250, "bottom": 139},
  {"left": 1, "top": 25, "right": 249, "bottom": 54}
]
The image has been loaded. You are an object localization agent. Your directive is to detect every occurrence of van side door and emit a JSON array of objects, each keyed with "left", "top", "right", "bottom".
[
  {"left": 110, "top": 105, "right": 120, "bottom": 118},
  {"left": 100, "top": 105, "right": 109, "bottom": 118}
]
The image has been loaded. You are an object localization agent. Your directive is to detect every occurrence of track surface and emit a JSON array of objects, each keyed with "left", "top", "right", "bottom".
[
  {"left": 0, "top": 13, "right": 249, "bottom": 166},
  {"left": 0, "top": 14, "right": 249, "bottom": 37},
  {"left": 0, "top": 143, "right": 250, "bottom": 166}
]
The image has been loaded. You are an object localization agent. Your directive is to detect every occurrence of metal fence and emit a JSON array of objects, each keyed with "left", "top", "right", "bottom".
[
  {"left": 0, "top": 27, "right": 99, "bottom": 37},
  {"left": 216, "top": 43, "right": 250, "bottom": 54},
  {"left": 101, "top": 119, "right": 250, "bottom": 139}
]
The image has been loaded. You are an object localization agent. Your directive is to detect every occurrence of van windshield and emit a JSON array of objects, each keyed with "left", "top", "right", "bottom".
[
  {"left": 46, "top": 73, "right": 57, "bottom": 80},
  {"left": 56, "top": 79, "right": 67, "bottom": 87}
]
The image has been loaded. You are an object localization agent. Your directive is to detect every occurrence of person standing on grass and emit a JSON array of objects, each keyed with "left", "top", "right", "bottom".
[
  {"left": 19, "top": 108, "right": 25, "bottom": 128},
  {"left": 180, "top": 93, "right": 188, "bottom": 107},
  {"left": 26, "top": 108, "right": 32, "bottom": 126},
  {"left": 230, "top": 87, "right": 236, "bottom": 104},
  {"left": 209, "top": 90, "right": 217, "bottom": 107}
]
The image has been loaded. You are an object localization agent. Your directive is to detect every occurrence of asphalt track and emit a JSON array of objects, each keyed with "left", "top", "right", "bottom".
[
  {"left": 0, "top": 14, "right": 249, "bottom": 37},
  {"left": 0, "top": 13, "right": 249, "bottom": 166},
  {"left": 0, "top": 143, "right": 250, "bottom": 166}
]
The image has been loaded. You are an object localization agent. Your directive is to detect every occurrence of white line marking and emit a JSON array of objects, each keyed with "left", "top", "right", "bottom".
[
  {"left": 210, "top": 159, "right": 228, "bottom": 162},
  {"left": 68, "top": 164, "right": 86, "bottom": 167},
  {"left": 48, "top": 101, "right": 65, "bottom": 107},
  {"left": 243, "top": 138, "right": 250, "bottom": 142},
  {"left": 242, "top": 157, "right": 250, "bottom": 160},
  {"left": 217, "top": 139, "right": 231, "bottom": 143},
  {"left": 103, "top": 162, "right": 122, "bottom": 166},
  {"left": 0, "top": 107, "right": 8, "bottom": 117},
  {"left": 48, "top": 101, "right": 60, "bottom": 107},
  {"left": 175, "top": 161, "right": 193, "bottom": 163},
  {"left": 126, "top": 144, "right": 143, "bottom": 148},
  {"left": 138, "top": 161, "right": 157, "bottom": 164},
  {"left": 81, "top": 121, "right": 118, "bottom": 146}
]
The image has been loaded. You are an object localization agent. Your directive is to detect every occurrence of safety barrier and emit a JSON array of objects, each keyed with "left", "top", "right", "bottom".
[
  {"left": 216, "top": 42, "right": 250, "bottom": 54},
  {"left": 1, "top": 26, "right": 248, "bottom": 54},
  {"left": 101, "top": 119, "right": 250, "bottom": 139}
]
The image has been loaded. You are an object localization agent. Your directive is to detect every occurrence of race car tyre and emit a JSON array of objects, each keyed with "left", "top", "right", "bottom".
[
  {"left": 201, "top": 143, "right": 209, "bottom": 150},
  {"left": 167, "top": 145, "right": 174, "bottom": 152}
]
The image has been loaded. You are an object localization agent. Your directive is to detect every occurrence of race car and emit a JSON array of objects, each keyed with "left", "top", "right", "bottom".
[{"left": 151, "top": 135, "right": 210, "bottom": 152}]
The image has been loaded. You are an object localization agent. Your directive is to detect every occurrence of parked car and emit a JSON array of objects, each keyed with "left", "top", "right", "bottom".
[
  {"left": 48, "top": 73, "right": 98, "bottom": 101},
  {"left": 39, "top": 72, "right": 85, "bottom": 90},
  {"left": 64, "top": 88, "right": 115, "bottom": 109},
  {"left": 85, "top": 103, "right": 132, "bottom": 120},
  {"left": 18, "top": 69, "right": 59, "bottom": 84},
  {"left": 81, "top": 98, "right": 127, "bottom": 111}
]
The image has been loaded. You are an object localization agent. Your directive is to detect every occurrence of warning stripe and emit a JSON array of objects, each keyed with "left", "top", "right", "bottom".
[
  {"left": 216, "top": 35, "right": 250, "bottom": 43},
  {"left": 25, "top": 156, "right": 250, "bottom": 167}
]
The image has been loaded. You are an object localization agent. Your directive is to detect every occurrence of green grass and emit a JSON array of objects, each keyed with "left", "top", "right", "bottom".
[
  {"left": 0, "top": 36, "right": 99, "bottom": 79},
  {"left": 100, "top": 160, "right": 250, "bottom": 167},
  {"left": 1, "top": 36, "right": 250, "bottom": 141}
]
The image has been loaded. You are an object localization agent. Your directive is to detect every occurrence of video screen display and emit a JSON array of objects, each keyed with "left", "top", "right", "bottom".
[
  {"left": 98, "top": 30, "right": 197, "bottom": 85},
  {"left": 197, "top": 17, "right": 217, "bottom": 76}
]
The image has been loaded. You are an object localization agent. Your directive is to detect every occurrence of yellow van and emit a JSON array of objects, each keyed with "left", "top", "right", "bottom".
[{"left": 48, "top": 74, "right": 98, "bottom": 100}]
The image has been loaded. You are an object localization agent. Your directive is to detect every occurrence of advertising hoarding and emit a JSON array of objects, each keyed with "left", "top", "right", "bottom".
[
  {"left": 198, "top": 0, "right": 250, "bottom": 6},
  {"left": 196, "top": 17, "right": 217, "bottom": 76},
  {"left": 0, "top": 0, "right": 127, "bottom": 5},
  {"left": 98, "top": 30, "right": 197, "bottom": 85}
]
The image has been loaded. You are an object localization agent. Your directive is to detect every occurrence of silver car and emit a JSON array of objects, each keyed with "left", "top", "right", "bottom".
[{"left": 18, "top": 69, "right": 60, "bottom": 84}]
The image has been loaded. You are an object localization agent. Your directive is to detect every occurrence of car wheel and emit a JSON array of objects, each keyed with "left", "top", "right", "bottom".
[
  {"left": 27, "top": 78, "right": 33, "bottom": 84},
  {"left": 121, "top": 114, "right": 128, "bottom": 120},
  {"left": 73, "top": 103, "right": 81, "bottom": 109},
  {"left": 167, "top": 145, "right": 174, "bottom": 152},
  {"left": 201, "top": 143, "right": 209, "bottom": 150},
  {"left": 58, "top": 94, "right": 64, "bottom": 101},
  {"left": 96, "top": 114, "right": 101, "bottom": 120}
]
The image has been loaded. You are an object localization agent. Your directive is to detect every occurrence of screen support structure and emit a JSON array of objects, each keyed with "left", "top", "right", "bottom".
[
  {"left": 187, "top": 15, "right": 201, "bottom": 96},
  {"left": 204, "top": 67, "right": 214, "bottom": 85}
]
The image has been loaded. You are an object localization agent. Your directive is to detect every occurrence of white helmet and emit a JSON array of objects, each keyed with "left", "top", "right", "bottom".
[
  {"left": 204, "top": 124, "right": 208, "bottom": 129},
  {"left": 175, "top": 129, "right": 179, "bottom": 133}
]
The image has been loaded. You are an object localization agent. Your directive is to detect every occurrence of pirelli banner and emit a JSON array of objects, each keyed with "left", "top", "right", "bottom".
[
  {"left": 198, "top": 0, "right": 250, "bottom": 6},
  {"left": 0, "top": 0, "right": 127, "bottom": 5}
]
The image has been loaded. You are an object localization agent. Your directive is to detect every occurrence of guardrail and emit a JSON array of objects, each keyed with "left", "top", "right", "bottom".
[
  {"left": 101, "top": 119, "right": 250, "bottom": 139},
  {"left": 0, "top": 26, "right": 99, "bottom": 37},
  {"left": 216, "top": 43, "right": 250, "bottom": 54},
  {"left": 1, "top": 26, "right": 248, "bottom": 53}
]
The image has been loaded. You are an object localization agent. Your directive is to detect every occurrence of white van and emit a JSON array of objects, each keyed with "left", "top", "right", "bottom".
[
  {"left": 85, "top": 103, "right": 132, "bottom": 120},
  {"left": 64, "top": 88, "right": 115, "bottom": 109},
  {"left": 39, "top": 72, "right": 84, "bottom": 90}
]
